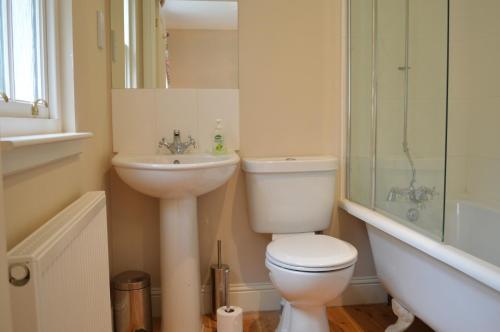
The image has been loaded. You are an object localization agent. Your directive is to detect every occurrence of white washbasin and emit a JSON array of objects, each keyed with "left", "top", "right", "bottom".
[
  {"left": 112, "top": 152, "right": 240, "bottom": 199},
  {"left": 112, "top": 151, "right": 239, "bottom": 331}
]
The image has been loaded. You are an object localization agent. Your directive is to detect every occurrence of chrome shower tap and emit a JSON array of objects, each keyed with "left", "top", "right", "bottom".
[{"left": 387, "top": 185, "right": 437, "bottom": 207}]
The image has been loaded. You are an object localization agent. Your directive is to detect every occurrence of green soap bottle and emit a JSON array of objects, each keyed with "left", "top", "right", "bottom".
[{"left": 212, "top": 119, "right": 226, "bottom": 154}]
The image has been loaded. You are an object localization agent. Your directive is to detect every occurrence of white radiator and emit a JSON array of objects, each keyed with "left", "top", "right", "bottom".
[{"left": 8, "top": 191, "right": 112, "bottom": 332}]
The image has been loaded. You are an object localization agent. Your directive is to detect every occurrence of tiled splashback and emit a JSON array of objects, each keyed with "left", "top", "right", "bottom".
[{"left": 112, "top": 89, "right": 239, "bottom": 154}]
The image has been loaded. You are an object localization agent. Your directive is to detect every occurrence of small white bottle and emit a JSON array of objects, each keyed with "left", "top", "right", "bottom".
[{"left": 212, "top": 119, "right": 226, "bottom": 154}]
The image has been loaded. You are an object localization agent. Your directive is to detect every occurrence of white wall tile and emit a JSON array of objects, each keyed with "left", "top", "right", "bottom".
[
  {"left": 112, "top": 89, "right": 240, "bottom": 154},
  {"left": 197, "top": 89, "right": 240, "bottom": 152},
  {"left": 112, "top": 89, "right": 158, "bottom": 154},
  {"left": 156, "top": 89, "right": 199, "bottom": 153}
]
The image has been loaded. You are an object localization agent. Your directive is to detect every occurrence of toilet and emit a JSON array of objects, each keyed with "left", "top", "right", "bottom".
[{"left": 242, "top": 156, "right": 358, "bottom": 332}]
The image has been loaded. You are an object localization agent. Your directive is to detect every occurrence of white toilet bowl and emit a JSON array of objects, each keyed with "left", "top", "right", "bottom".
[
  {"left": 265, "top": 234, "right": 358, "bottom": 332},
  {"left": 242, "top": 156, "right": 358, "bottom": 331}
]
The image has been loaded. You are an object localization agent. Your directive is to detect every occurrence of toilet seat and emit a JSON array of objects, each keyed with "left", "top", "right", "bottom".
[{"left": 266, "top": 234, "right": 358, "bottom": 272}]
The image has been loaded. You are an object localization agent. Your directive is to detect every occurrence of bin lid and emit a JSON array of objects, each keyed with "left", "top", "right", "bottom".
[{"left": 112, "top": 271, "right": 151, "bottom": 290}]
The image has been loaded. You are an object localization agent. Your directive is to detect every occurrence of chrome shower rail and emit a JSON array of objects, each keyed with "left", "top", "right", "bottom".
[{"left": 401, "top": 0, "right": 417, "bottom": 190}]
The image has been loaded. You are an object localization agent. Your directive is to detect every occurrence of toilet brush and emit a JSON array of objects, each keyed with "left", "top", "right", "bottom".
[
  {"left": 210, "top": 240, "right": 229, "bottom": 319},
  {"left": 224, "top": 268, "right": 232, "bottom": 313}
]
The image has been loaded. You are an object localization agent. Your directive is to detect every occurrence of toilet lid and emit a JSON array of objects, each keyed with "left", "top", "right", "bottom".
[{"left": 266, "top": 234, "right": 358, "bottom": 272}]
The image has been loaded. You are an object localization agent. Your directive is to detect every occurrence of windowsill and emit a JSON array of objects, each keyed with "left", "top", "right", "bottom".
[
  {"left": 1, "top": 132, "right": 92, "bottom": 150},
  {"left": 1, "top": 132, "right": 93, "bottom": 176}
]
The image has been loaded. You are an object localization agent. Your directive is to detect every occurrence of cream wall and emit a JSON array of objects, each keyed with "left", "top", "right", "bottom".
[
  {"left": 168, "top": 29, "right": 238, "bottom": 89},
  {"left": 239, "top": 1, "right": 337, "bottom": 157},
  {"left": 238, "top": 0, "right": 375, "bottom": 277},
  {"left": 3, "top": 0, "right": 112, "bottom": 248},
  {"left": 109, "top": 0, "right": 376, "bottom": 289}
]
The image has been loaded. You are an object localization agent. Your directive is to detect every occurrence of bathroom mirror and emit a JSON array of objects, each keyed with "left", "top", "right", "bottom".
[{"left": 111, "top": 0, "right": 238, "bottom": 89}]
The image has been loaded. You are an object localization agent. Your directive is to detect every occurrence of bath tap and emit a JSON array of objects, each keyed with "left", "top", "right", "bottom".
[
  {"left": 386, "top": 189, "right": 398, "bottom": 202},
  {"left": 387, "top": 185, "right": 437, "bottom": 207},
  {"left": 158, "top": 129, "right": 196, "bottom": 154},
  {"left": 410, "top": 186, "right": 436, "bottom": 204}
]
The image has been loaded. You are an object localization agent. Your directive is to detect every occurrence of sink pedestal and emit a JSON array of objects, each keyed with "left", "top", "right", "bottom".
[
  {"left": 160, "top": 196, "right": 201, "bottom": 332},
  {"left": 112, "top": 152, "right": 240, "bottom": 332}
]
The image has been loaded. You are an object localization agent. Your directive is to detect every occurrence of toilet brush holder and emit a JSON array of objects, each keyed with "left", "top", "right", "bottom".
[
  {"left": 211, "top": 240, "right": 230, "bottom": 319},
  {"left": 211, "top": 263, "right": 230, "bottom": 319}
]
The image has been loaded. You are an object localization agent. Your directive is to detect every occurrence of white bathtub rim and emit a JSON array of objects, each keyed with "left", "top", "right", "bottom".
[{"left": 340, "top": 199, "right": 500, "bottom": 293}]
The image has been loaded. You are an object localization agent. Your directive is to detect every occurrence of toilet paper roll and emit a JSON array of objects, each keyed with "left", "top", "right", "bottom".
[{"left": 217, "top": 306, "right": 243, "bottom": 332}]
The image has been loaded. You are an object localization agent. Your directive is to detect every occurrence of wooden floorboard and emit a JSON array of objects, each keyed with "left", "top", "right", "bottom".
[{"left": 153, "top": 303, "right": 434, "bottom": 332}]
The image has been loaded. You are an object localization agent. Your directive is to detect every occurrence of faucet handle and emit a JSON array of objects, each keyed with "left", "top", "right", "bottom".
[
  {"left": 158, "top": 137, "right": 167, "bottom": 148},
  {"left": 187, "top": 135, "right": 197, "bottom": 148}
]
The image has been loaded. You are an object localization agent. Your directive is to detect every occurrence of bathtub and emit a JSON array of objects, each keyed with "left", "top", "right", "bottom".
[
  {"left": 445, "top": 200, "right": 500, "bottom": 267},
  {"left": 341, "top": 199, "right": 500, "bottom": 332}
]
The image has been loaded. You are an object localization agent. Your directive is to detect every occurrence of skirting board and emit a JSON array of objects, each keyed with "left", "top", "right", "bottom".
[{"left": 151, "top": 276, "right": 387, "bottom": 317}]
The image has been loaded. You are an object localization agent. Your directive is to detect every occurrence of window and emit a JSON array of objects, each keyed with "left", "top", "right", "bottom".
[
  {"left": 0, "top": 1, "right": 86, "bottom": 177},
  {"left": 0, "top": 0, "right": 76, "bottom": 137},
  {"left": 0, "top": 0, "right": 49, "bottom": 118}
]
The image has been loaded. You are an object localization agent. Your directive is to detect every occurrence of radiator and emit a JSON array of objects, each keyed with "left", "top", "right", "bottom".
[{"left": 8, "top": 191, "right": 112, "bottom": 332}]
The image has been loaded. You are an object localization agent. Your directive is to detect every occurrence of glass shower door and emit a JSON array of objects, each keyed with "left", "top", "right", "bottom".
[
  {"left": 348, "top": 0, "right": 373, "bottom": 207},
  {"left": 348, "top": 0, "right": 449, "bottom": 240},
  {"left": 375, "top": 0, "right": 448, "bottom": 240}
]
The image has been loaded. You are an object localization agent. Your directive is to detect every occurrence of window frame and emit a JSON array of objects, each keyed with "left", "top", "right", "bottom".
[
  {"left": 0, "top": 0, "right": 73, "bottom": 137},
  {"left": 1, "top": 0, "right": 49, "bottom": 117}
]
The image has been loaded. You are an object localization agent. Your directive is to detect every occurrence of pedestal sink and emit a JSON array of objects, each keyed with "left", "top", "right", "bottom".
[{"left": 112, "top": 152, "right": 240, "bottom": 332}]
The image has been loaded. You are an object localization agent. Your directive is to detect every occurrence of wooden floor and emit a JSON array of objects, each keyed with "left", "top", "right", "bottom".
[{"left": 153, "top": 304, "right": 434, "bottom": 332}]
